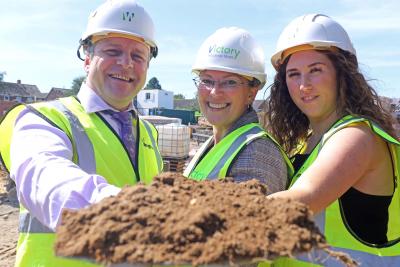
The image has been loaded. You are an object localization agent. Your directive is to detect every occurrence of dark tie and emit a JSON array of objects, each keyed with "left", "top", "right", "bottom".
[{"left": 109, "top": 111, "right": 136, "bottom": 164}]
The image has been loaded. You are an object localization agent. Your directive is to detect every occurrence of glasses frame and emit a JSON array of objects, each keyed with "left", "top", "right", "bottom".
[{"left": 193, "top": 77, "right": 252, "bottom": 90}]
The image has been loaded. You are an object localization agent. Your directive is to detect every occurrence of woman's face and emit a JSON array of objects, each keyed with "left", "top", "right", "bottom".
[
  {"left": 285, "top": 50, "right": 339, "bottom": 124},
  {"left": 197, "top": 70, "right": 258, "bottom": 132}
]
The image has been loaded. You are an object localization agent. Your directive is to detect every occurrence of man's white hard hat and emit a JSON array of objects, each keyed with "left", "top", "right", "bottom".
[{"left": 79, "top": 0, "right": 158, "bottom": 59}]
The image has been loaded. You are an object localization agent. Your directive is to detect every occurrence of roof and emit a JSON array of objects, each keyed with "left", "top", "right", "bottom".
[
  {"left": 45, "top": 87, "right": 73, "bottom": 100},
  {"left": 0, "top": 81, "right": 45, "bottom": 98}
]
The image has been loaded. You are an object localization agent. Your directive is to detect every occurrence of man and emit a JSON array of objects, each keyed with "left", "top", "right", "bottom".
[{"left": 0, "top": 1, "right": 162, "bottom": 266}]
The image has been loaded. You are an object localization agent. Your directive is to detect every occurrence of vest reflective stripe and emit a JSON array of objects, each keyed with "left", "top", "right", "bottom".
[
  {"left": 313, "top": 212, "right": 325, "bottom": 233},
  {"left": 274, "top": 115, "right": 400, "bottom": 266},
  {"left": 141, "top": 119, "right": 163, "bottom": 172},
  {"left": 283, "top": 247, "right": 400, "bottom": 267},
  {"left": 185, "top": 123, "right": 293, "bottom": 180},
  {"left": 56, "top": 96, "right": 162, "bottom": 185},
  {"left": 185, "top": 124, "right": 264, "bottom": 179},
  {"left": 183, "top": 136, "right": 213, "bottom": 178},
  {"left": 46, "top": 100, "right": 96, "bottom": 173},
  {"left": 208, "top": 126, "right": 265, "bottom": 179},
  {"left": 19, "top": 212, "right": 52, "bottom": 234}
]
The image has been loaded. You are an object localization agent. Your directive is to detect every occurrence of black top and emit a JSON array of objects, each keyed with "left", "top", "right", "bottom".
[
  {"left": 341, "top": 187, "right": 390, "bottom": 244},
  {"left": 292, "top": 154, "right": 391, "bottom": 245}
]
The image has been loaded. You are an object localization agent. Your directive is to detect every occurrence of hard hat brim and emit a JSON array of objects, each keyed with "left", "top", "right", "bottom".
[
  {"left": 271, "top": 41, "right": 353, "bottom": 70},
  {"left": 192, "top": 65, "right": 266, "bottom": 86}
]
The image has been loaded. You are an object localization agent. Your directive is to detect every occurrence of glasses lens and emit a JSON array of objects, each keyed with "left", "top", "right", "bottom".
[
  {"left": 222, "top": 79, "right": 239, "bottom": 89},
  {"left": 194, "top": 77, "right": 248, "bottom": 90}
]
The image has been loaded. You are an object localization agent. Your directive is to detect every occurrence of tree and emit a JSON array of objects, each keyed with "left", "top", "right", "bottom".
[
  {"left": 174, "top": 93, "right": 185, "bottom": 100},
  {"left": 70, "top": 76, "right": 86, "bottom": 95},
  {"left": 0, "top": 71, "right": 6, "bottom": 81},
  {"left": 144, "top": 77, "right": 162, "bottom": 89}
]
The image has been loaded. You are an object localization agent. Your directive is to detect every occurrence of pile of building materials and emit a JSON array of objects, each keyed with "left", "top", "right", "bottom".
[{"left": 156, "top": 123, "right": 191, "bottom": 173}]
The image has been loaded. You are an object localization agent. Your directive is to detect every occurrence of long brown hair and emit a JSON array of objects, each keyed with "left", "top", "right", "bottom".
[{"left": 266, "top": 49, "right": 396, "bottom": 155}]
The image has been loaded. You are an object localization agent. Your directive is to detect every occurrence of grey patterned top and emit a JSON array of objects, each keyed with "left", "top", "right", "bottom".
[{"left": 210, "top": 108, "right": 288, "bottom": 194}]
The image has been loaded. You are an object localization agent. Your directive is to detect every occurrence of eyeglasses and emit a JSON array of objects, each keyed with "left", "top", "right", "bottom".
[{"left": 193, "top": 77, "right": 250, "bottom": 90}]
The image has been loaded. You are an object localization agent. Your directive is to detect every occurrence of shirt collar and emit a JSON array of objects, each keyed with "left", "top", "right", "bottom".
[
  {"left": 227, "top": 107, "right": 259, "bottom": 133},
  {"left": 77, "top": 83, "right": 135, "bottom": 114}
]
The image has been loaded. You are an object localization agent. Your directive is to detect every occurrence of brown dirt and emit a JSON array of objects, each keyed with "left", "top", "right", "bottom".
[
  {"left": 55, "top": 172, "right": 356, "bottom": 266},
  {"left": 0, "top": 167, "right": 19, "bottom": 267}
]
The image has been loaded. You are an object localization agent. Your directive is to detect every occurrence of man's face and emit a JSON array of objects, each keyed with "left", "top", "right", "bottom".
[{"left": 84, "top": 37, "right": 150, "bottom": 111}]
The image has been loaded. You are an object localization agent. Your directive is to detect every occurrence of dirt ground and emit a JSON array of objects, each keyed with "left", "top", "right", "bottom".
[{"left": 0, "top": 168, "right": 18, "bottom": 267}]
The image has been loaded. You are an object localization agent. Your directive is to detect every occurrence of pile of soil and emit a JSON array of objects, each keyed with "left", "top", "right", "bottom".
[{"left": 55, "top": 173, "right": 356, "bottom": 266}]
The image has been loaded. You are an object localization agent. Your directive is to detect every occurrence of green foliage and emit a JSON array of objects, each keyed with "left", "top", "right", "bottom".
[
  {"left": 174, "top": 93, "right": 185, "bottom": 100},
  {"left": 144, "top": 77, "right": 162, "bottom": 90},
  {"left": 0, "top": 71, "right": 6, "bottom": 81},
  {"left": 174, "top": 99, "right": 200, "bottom": 112},
  {"left": 70, "top": 76, "right": 86, "bottom": 96}
]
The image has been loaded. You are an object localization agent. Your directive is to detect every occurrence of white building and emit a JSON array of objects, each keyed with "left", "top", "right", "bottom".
[{"left": 136, "top": 89, "right": 174, "bottom": 115}]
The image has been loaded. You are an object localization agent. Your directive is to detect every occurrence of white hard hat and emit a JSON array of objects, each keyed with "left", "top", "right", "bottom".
[
  {"left": 271, "top": 14, "right": 356, "bottom": 69},
  {"left": 79, "top": 0, "right": 157, "bottom": 58},
  {"left": 192, "top": 27, "right": 267, "bottom": 86}
]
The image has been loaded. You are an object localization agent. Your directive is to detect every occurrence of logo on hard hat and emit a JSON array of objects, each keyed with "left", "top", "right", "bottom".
[
  {"left": 122, "top": 12, "right": 135, "bottom": 22},
  {"left": 208, "top": 45, "right": 240, "bottom": 59}
]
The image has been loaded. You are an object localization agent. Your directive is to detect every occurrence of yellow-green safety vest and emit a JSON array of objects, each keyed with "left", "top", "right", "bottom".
[
  {"left": 184, "top": 123, "right": 293, "bottom": 180},
  {"left": 272, "top": 115, "right": 400, "bottom": 266},
  {"left": 0, "top": 96, "right": 163, "bottom": 267}
]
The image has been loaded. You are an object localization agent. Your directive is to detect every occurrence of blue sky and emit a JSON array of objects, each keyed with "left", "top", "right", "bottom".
[{"left": 1, "top": 0, "right": 399, "bottom": 99}]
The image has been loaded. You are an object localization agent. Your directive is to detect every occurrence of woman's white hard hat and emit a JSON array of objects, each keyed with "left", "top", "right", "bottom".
[
  {"left": 192, "top": 27, "right": 267, "bottom": 86},
  {"left": 271, "top": 14, "right": 356, "bottom": 69}
]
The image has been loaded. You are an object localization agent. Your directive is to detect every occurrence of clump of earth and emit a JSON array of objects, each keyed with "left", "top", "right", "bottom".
[{"left": 55, "top": 172, "right": 356, "bottom": 266}]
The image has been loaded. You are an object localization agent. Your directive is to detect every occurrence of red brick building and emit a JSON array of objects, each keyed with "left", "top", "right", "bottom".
[{"left": 0, "top": 81, "right": 75, "bottom": 119}]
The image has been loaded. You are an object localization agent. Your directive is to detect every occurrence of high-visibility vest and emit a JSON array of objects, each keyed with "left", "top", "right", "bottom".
[
  {"left": 184, "top": 123, "right": 293, "bottom": 180},
  {"left": 0, "top": 96, "right": 163, "bottom": 267},
  {"left": 272, "top": 115, "right": 400, "bottom": 266}
]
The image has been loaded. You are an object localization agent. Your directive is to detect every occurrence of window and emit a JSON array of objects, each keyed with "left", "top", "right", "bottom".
[
  {"left": 145, "top": 92, "right": 152, "bottom": 100},
  {"left": 4, "top": 95, "right": 9, "bottom": 101}
]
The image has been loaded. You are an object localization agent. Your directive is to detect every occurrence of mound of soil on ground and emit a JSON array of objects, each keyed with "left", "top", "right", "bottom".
[{"left": 55, "top": 173, "right": 355, "bottom": 266}]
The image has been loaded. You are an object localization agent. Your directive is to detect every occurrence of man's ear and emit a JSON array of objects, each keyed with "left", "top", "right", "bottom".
[{"left": 84, "top": 56, "right": 91, "bottom": 74}]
